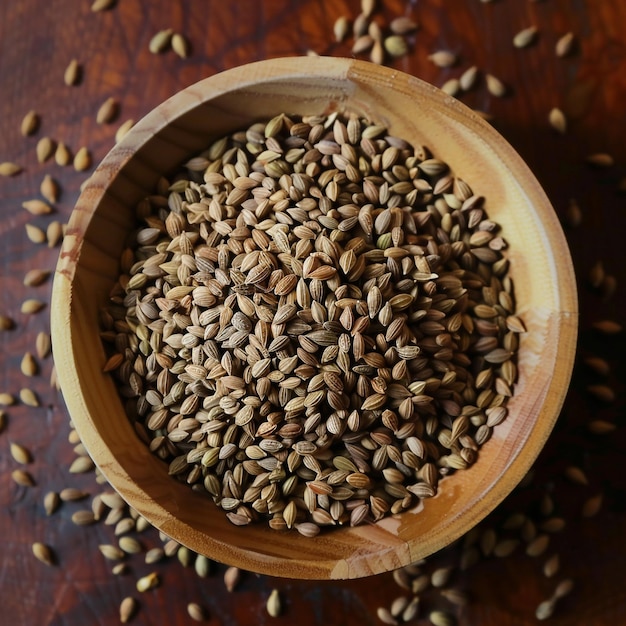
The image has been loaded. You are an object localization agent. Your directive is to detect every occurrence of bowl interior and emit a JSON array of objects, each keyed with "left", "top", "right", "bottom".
[{"left": 52, "top": 57, "right": 577, "bottom": 580}]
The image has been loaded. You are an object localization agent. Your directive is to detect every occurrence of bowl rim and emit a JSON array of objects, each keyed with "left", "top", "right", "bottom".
[{"left": 51, "top": 56, "right": 578, "bottom": 579}]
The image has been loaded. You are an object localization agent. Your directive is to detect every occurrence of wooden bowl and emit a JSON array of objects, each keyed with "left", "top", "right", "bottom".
[{"left": 51, "top": 57, "right": 577, "bottom": 580}]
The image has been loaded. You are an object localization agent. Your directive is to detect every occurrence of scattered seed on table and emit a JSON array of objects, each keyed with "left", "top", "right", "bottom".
[
  {"left": 0, "top": 315, "right": 15, "bottom": 330},
  {"left": 73, "top": 147, "right": 92, "bottom": 171},
  {"left": 582, "top": 492, "right": 603, "bottom": 517},
  {"left": 543, "top": 553, "right": 560, "bottom": 578},
  {"left": 486, "top": 73, "right": 507, "bottom": 97},
  {"left": 430, "top": 610, "right": 455, "bottom": 626},
  {"left": 352, "top": 34, "right": 374, "bottom": 54},
  {"left": 119, "top": 597, "right": 138, "bottom": 623},
  {"left": 588, "top": 420, "right": 616, "bottom": 435},
  {"left": 112, "top": 563, "right": 128, "bottom": 576},
  {"left": 69, "top": 456, "right": 95, "bottom": 474},
  {"left": 12, "top": 469, "right": 35, "bottom": 487},
  {"left": 441, "top": 588, "right": 468, "bottom": 606},
  {"left": 187, "top": 603, "right": 208, "bottom": 622},
  {"left": 60, "top": 488, "right": 89, "bottom": 501},
  {"left": 224, "top": 566, "right": 240, "bottom": 591},
  {"left": 64, "top": 58, "right": 82, "bottom": 85},
  {"left": 136, "top": 572, "right": 160, "bottom": 592},
  {"left": 172, "top": 33, "right": 190, "bottom": 58},
  {"left": 72, "top": 510, "right": 97, "bottom": 526},
  {"left": 145, "top": 547, "right": 164, "bottom": 564},
  {"left": 21, "top": 110, "right": 39, "bottom": 136},
  {"left": 115, "top": 119, "right": 134, "bottom": 143},
  {"left": 32, "top": 542, "right": 54, "bottom": 565},
  {"left": 513, "top": 26, "right": 538, "bottom": 48},
  {"left": 55, "top": 142, "right": 72, "bottom": 165},
  {"left": 0, "top": 392, "right": 16, "bottom": 406},
  {"left": 553, "top": 579, "right": 574, "bottom": 599},
  {"left": 535, "top": 599, "right": 555, "bottom": 620},
  {"left": 96, "top": 97, "right": 119, "bottom": 124},
  {"left": 353, "top": 12, "right": 368, "bottom": 37},
  {"left": 361, "top": 0, "right": 376, "bottom": 18},
  {"left": 39, "top": 174, "right": 59, "bottom": 204},
  {"left": 19, "top": 388, "right": 40, "bottom": 407},
  {"left": 592, "top": 320, "right": 622, "bottom": 334},
  {"left": 21, "top": 297, "right": 46, "bottom": 313},
  {"left": 371, "top": 39, "right": 385, "bottom": 64},
  {"left": 564, "top": 466, "right": 588, "bottom": 485},
  {"left": 377, "top": 607, "right": 398, "bottom": 626},
  {"left": 22, "top": 199, "right": 52, "bottom": 216},
  {"left": 20, "top": 352, "right": 38, "bottom": 377},
  {"left": 119, "top": 536, "right": 142, "bottom": 554},
  {"left": 43, "top": 491, "right": 60, "bottom": 516},
  {"left": 459, "top": 65, "right": 478, "bottom": 91},
  {"left": 588, "top": 260, "right": 605, "bottom": 288},
  {"left": 36, "top": 137, "right": 55, "bottom": 163},
  {"left": 149, "top": 29, "right": 173, "bottom": 53},
  {"left": 441, "top": 78, "right": 460, "bottom": 96},
  {"left": 431, "top": 566, "right": 454, "bottom": 587},
  {"left": 526, "top": 534, "right": 550, "bottom": 557},
  {"left": 99, "top": 544, "right": 126, "bottom": 561},
  {"left": 266, "top": 589, "right": 282, "bottom": 617},
  {"left": 587, "top": 384, "right": 616, "bottom": 403},
  {"left": 601, "top": 275, "right": 616, "bottom": 301},
  {"left": 91, "top": 0, "right": 116, "bottom": 10},
  {"left": 10, "top": 442, "right": 32, "bottom": 464},
  {"left": 384, "top": 35, "right": 408, "bottom": 58},
  {"left": 549, "top": 107, "right": 567, "bottom": 133},
  {"left": 390, "top": 16, "right": 418, "bottom": 35},
  {"left": 36, "top": 332, "right": 52, "bottom": 359},
  {"left": 565, "top": 198, "right": 582, "bottom": 227},
  {"left": 555, "top": 32, "right": 575, "bottom": 57},
  {"left": 586, "top": 153, "right": 614, "bottom": 167},
  {"left": 46, "top": 220, "right": 63, "bottom": 247},
  {"left": 428, "top": 50, "right": 457, "bottom": 67},
  {"left": 333, "top": 16, "right": 349, "bottom": 42},
  {"left": 494, "top": 538, "right": 519, "bottom": 557},
  {"left": 540, "top": 517, "right": 566, "bottom": 533},
  {"left": 194, "top": 554, "right": 210, "bottom": 577},
  {"left": 0, "top": 162, "right": 22, "bottom": 176}
]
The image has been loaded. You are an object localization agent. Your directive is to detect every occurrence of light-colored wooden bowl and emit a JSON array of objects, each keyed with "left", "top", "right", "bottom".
[{"left": 51, "top": 57, "right": 577, "bottom": 580}]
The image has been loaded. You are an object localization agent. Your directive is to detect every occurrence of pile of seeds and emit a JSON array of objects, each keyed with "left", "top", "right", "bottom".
[{"left": 102, "top": 110, "right": 520, "bottom": 531}]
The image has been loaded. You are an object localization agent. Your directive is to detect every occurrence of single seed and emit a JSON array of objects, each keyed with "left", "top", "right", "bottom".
[
  {"left": 564, "top": 466, "right": 588, "bottom": 485},
  {"left": 149, "top": 29, "right": 173, "bottom": 54},
  {"left": 428, "top": 50, "right": 457, "bottom": 67},
  {"left": 10, "top": 442, "right": 31, "bottom": 464},
  {"left": 72, "top": 510, "right": 97, "bottom": 525},
  {"left": 113, "top": 563, "right": 128, "bottom": 575},
  {"left": 376, "top": 607, "right": 398, "bottom": 626},
  {"left": 119, "top": 536, "right": 142, "bottom": 554},
  {"left": 582, "top": 493, "right": 603, "bottom": 518},
  {"left": 535, "top": 599, "right": 555, "bottom": 620},
  {"left": 21, "top": 352, "right": 38, "bottom": 377},
  {"left": 69, "top": 456, "right": 95, "bottom": 473},
  {"left": 486, "top": 74, "right": 507, "bottom": 97},
  {"left": 543, "top": 554, "right": 560, "bottom": 578},
  {"left": 389, "top": 16, "right": 418, "bottom": 35},
  {"left": 99, "top": 544, "right": 125, "bottom": 560},
  {"left": 526, "top": 534, "right": 550, "bottom": 557},
  {"left": 384, "top": 35, "right": 408, "bottom": 58},
  {"left": 187, "top": 603, "right": 208, "bottom": 622},
  {"left": 120, "top": 597, "right": 138, "bottom": 623},
  {"left": 136, "top": 572, "right": 160, "bottom": 592},
  {"left": 91, "top": 0, "right": 116, "bottom": 10},
  {"left": 586, "top": 384, "right": 615, "bottom": 403},
  {"left": 555, "top": 32, "right": 575, "bottom": 57},
  {"left": 96, "top": 97, "right": 119, "bottom": 124},
  {"left": 333, "top": 16, "right": 349, "bottom": 42},
  {"left": 22, "top": 199, "right": 52, "bottom": 216},
  {"left": 588, "top": 420, "right": 616, "bottom": 434},
  {"left": 73, "top": 147, "right": 92, "bottom": 171},
  {"left": 12, "top": 469, "right": 35, "bottom": 487},
  {"left": 21, "top": 299, "right": 46, "bottom": 314},
  {"left": 47, "top": 220, "right": 64, "bottom": 247},
  {"left": 586, "top": 153, "right": 614, "bottom": 168},
  {"left": 21, "top": 110, "right": 40, "bottom": 136},
  {"left": 459, "top": 65, "right": 478, "bottom": 91},
  {"left": 115, "top": 119, "right": 135, "bottom": 143},
  {"left": 0, "top": 315, "right": 15, "bottom": 331},
  {"left": 64, "top": 59, "right": 81, "bottom": 85},
  {"left": 565, "top": 198, "right": 582, "bottom": 227},
  {"left": 145, "top": 547, "right": 164, "bottom": 564},
  {"left": 361, "top": 0, "right": 376, "bottom": 18},
  {"left": 0, "top": 392, "right": 16, "bottom": 406},
  {"left": 40, "top": 175, "right": 60, "bottom": 204},
  {"left": 55, "top": 142, "right": 72, "bottom": 166},
  {"left": 549, "top": 108, "right": 567, "bottom": 133},
  {"left": 553, "top": 579, "right": 574, "bottom": 600},
  {"left": 224, "top": 566, "right": 241, "bottom": 591},
  {"left": 36, "top": 331, "right": 52, "bottom": 359},
  {"left": 370, "top": 39, "right": 385, "bottom": 65},
  {"left": 32, "top": 542, "right": 54, "bottom": 565},
  {"left": 429, "top": 610, "right": 455, "bottom": 626},
  {"left": 19, "top": 388, "right": 40, "bottom": 406},
  {"left": 60, "top": 487, "right": 89, "bottom": 501},
  {"left": 172, "top": 33, "right": 190, "bottom": 58},
  {"left": 44, "top": 491, "right": 60, "bottom": 515},
  {"left": 0, "top": 162, "right": 22, "bottom": 176},
  {"left": 591, "top": 320, "right": 622, "bottom": 334},
  {"left": 441, "top": 78, "right": 460, "bottom": 97},
  {"left": 513, "top": 26, "right": 538, "bottom": 48},
  {"left": 266, "top": 589, "right": 282, "bottom": 617},
  {"left": 36, "top": 137, "right": 55, "bottom": 163}
]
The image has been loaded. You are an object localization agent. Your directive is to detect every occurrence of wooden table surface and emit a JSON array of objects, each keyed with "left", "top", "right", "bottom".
[{"left": 1, "top": 1, "right": 625, "bottom": 625}]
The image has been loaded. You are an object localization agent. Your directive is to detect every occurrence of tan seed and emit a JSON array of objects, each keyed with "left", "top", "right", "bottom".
[
  {"left": 21, "top": 352, "right": 38, "bottom": 377},
  {"left": 113, "top": 563, "right": 128, "bottom": 575},
  {"left": 224, "top": 566, "right": 241, "bottom": 591},
  {"left": 69, "top": 456, "right": 95, "bottom": 473},
  {"left": 377, "top": 607, "right": 398, "bottom": 625},
  {"left": 21, "top": 299, "right": 45, "bottom": 314},
  {"left": 36, "top": 137, "right": 55, "bottom": 163},
  {"left": 266, "top": 589, "right": 281, "bottom": 617},
  {"left": 72, "top": 510, "right": 97, "bottom": 525},
  {"left": 384, "top": 35, "right": 408, "bottom": 58},
  {"left": 36, "top": 331, "right": 52, "bottom": 359},
  {"left": 149, "top": 29, "right": 173, "bottom": 54},
  {"left": 99, "top": 544, "right": 125, "bottom": 560},
  {"left": 428, "top": 50, "right": 457, "bottom": 67},
  {"left": 119, "top": 536, "right": 142, "bottom": 554},
  {"left": 553, "top": 578, "right": 574, "bottom": 599},
  {"left": 333, "top": 16, "right": 349, "bottom": 42},
  {"left": 0, "top": 162, "right": 22, "bottom": 176},
  {"left": 96, "top": 97, "right": 119, "bottom": 124},
  {"left": 390, "top": 16, "right": 418, "bottom": 35},
  {"left": 588, "top": 420, "right": 616, "bottom": 434},
  {"left": 582, "top": 492, "right": 603, "bottom": 518},
  {"left": 172, "top": 33, "right": 190, "bottom": 58},
  {"left": 486, "top": 74, "right": 507, "bottom": 97},
  {"left": 513, "top": 26, "right": 538, "bottom": 48},
  {"left": 526, "top": 534, "right": 550, "bottom": 557},
  {"left": 25, "top": 224, "right": 46, "bottom": 244},
  {"left": 32, "top": 542, "right": 54, "bottom": 565},
  {"left": 441, "top": 78, "right": 460, "bottom": 97},
  {"left": 0, "top": 392, "right": 16, "bottom": 406},
  {"left": 47, "top": 220, "right": 64, "bottom": 247},
  {"left": 19, "top": 388, "right": 40, "bottom": 406},
  {"left": 44, "top": 491, "right": 60, "bottom": 515},
  {"left": 10, "top": 442, "right": 31, "bottom": 464},
  {"left": 361, "top": 0, "right": 376, "bottom": 17},
  {"left": 145, "top": 547, "right": 164, "bottom": 564},
  {"left": 459, "top": 65, "right": 478, "bottom": 91},
  {"left": 592, "top": 319, "right": 622, "bottom": 334},
  {"left": 549, "top": 108, "right": 567, "bottom": 133},
  {"left": 429, "top": 610, "right": 455, "bottom": 626},
  {"left": 370, "top": 39, "right": 384, "bottom": 65},
  {"left": 535, "top": 599, "right": 555, "bottom": 620},
  {"left": 586, "top": 153, "right": 614, "bottom": 168},
  {"left": 565, "top": 198, "right": 582, "bottom": 227},
  {"left": 12, "top": 469, "right": 35, "bottom": 487},
  {"left": 64, "top": 59, "right": 81, "bottom": 85},
  {"left": 587, "top": 384, "right": 616, "bottom": 403},
  {"left": 555, "top": 32, "right": 575, "bottom": 57},
  {"left": 543, "top": 554, "right": 560, "bottom": 578},
  {"left": 73, "top": 147, "right": 92, "bottom": 171},
  {"left": 40, "top": 174, "right": 60, "bottom": 204},
  {"left": 21, "top": 110, "right": 40, "bottom": 136},
  {"left": 187, "top": 603, "right": 208, "bottom": 622},
  {"left": 91, "top": 0, "right": 116, "bottom": 10},
  {"left": 564, "top": 466, "right": 588, "bottom": 485},
  {"left": 115, "top": 118, "right": 135, "bottom": 143},
  {"left": 22, "top": 199, "right": 53, "bottom": 216},
  {"left": 60, "top": 487, "right": 89, "bottom": 501},
  {"left": 55, "top": 142, "right": 72, "bottom": 166},
  {"left": 120, "top": 597, "right": 138, "bottom": 623},
  {"left": 136, "top": 572, "right": 160, "bottom": 591}
]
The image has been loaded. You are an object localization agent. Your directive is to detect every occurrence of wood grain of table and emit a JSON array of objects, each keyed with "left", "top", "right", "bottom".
[{"left": 1, "top": 1, "right": 625, "bottom": 625}]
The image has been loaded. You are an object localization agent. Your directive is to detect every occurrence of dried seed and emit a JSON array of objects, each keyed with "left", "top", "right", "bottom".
[
  {"left": 99, "top": 544, "right": 125, "bottom": 560},
  {"left": 21, "top": 352, "right": 38, "bottom": 377},
  {"left": 549, "top": 108, "right": 567, "bottom": 133},
  {"left": 431, "top": 566, "right": 454, "bottom": 587},
  {"left": 586, "top": 384, "right": 615, "bottom": 403},
  {"left": 564, "top": 466, "right": 588, "bottom": 485},
  {"left": 224, "top": 566, "right": 241, "bottom": 591},
  {"left": 21, "top": 110, "right": 40, "bottom": 136},
  {"left": 390, "top": 16, "right": 418, "bottom": 35},
  {"left": 91, "top": 0, "right": 116, "bottom": 10},
  {"left": 149, "top": 29, "right": 173, "bottom": 54},
  {"left": 120, "top": 597, "right": 138, "bottom": 623},
  {"left": 586, "top": 153, "right": 614, "bottom": 168},
  {"left": 47, "top": 220, "right": 64, "bottom": 247},
  {"left": 0, "top": 392, "right": 16, "bottom": 406},
  {"left": 36, "top": 137, "right": 55, "bottom": 163},
  {"left": 72, "top": 510, "right": 97, "bottom": 525},
  {"left": 60, "top": 488, "right": 89, "bottom": 501},
  {"left": 96, "top": 97, "right": 119, "bottom": 124},
  {"left": 459, "top": 65, "right": 478, "bottom": 91},
  {"left": 44, "top": 491, "right": 60, "bottom": 515},
  {"left": 40, "top": 175, "right": 60, "bottom": 204},
  {"left": 145, "top": 547, "right": 164, "bottom": 564},
  {"left": 513, "top": 26, "right": 538, "bottom": 48},
  {"left": 384, "top": 35, "right": 408, "bottom": 58},
  {"left": 36, "top": 332, "right": 52, "bottom": 359},
  {"left": 10, "top": 442, "right": 31, "bottom": 464},
  {"left": 0, "top": 162, "right": 22, "bottom": 176},
  {"left": 112, "top": 563, "right": 128, "bottom": 575},
  {"left": 582, "top": 492, "right": 603, "bottom": 518},
  {"left": 19, "top": 388, "right": 40, "bottom": 406},
  {"left": 361, "top": 0, "right": 376, "bottom": 18},
  {"left": 428, "top": 50, "right": 457, "bottom": 68},
  {"left": 555, "top": 32, "right": 575, "bottom": 57},
  {"left": 591, "top": 320, "right": 622, "bottom": 334},
  {"left": 543, "top": 553, "right": 560, "bottom": 578},
  {"left": 32, "top": 542, "right": 54, "bottom": 565},
  {"left": 55, "top": 142, "right": 72, "bottom": 166},
  {"left": 429, "top": 610, "right": 455, "bottom": 626},
  {"left": 22, "top": 199, "right": 52, "bottom": 216},
  {"left": 187, "top": 603, "right": 208, "bottom": 622},
  {"left": 441, "top": 78, "right": 460, "bottom": 97},
  {"left": 553, "top": 579, "right": 574, "bottom": 600},
  {"left": 64, "top": 59, "right": 81, "bottom": 85},
  {"left": 115, "top": 119, "right": 135, "bottom": 143},
  {"left": 526, "top": 534, "right": 550, "bottom": 557},
  {"left": 0, "top": 315, "right": 15, "bottom": 331},
  {"left": 370, "top": 39, "right": 385, "bottom": 65},
  {"left": 136, "top": 572, "right": 160, "bottom": 592},
  {"left": 73, "top": 147, "right": 92, "bottom": 171},
  {"left": 486, "top": 74, "right": 507, "bottom": 97},
  {"left": 12, "top": 469, "right": 35, "bottom": 486},
  {"left": 587, "top": 420, "right": 616, "bottom": 434},
  {"left": 376, "top": 607, "right": 398, "bottom": 626},
  {"left": 119, "top": 536, "right": 142, "bottom": 554},
  {"left": 69, "top": 456, "right": 95, "bottom": 473},
  {"left": 266, "top": 589, "right": 282, "bottom": 617},
  {"left": 535, "top": 599, "right": 555, "bottom": 620},
  {"left": 334, "top": 16, "right": 349, "bottom": 42},
  {"left": 565, "top": 198, "right": 582, "bottom": 227},
  {"left": 172, "top": 33, "right": 190, "bottom": 58}
]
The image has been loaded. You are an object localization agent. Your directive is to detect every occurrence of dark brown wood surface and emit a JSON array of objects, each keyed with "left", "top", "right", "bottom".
[{"left": 1, "top": 1, "right": 624, "bottom": 625}]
